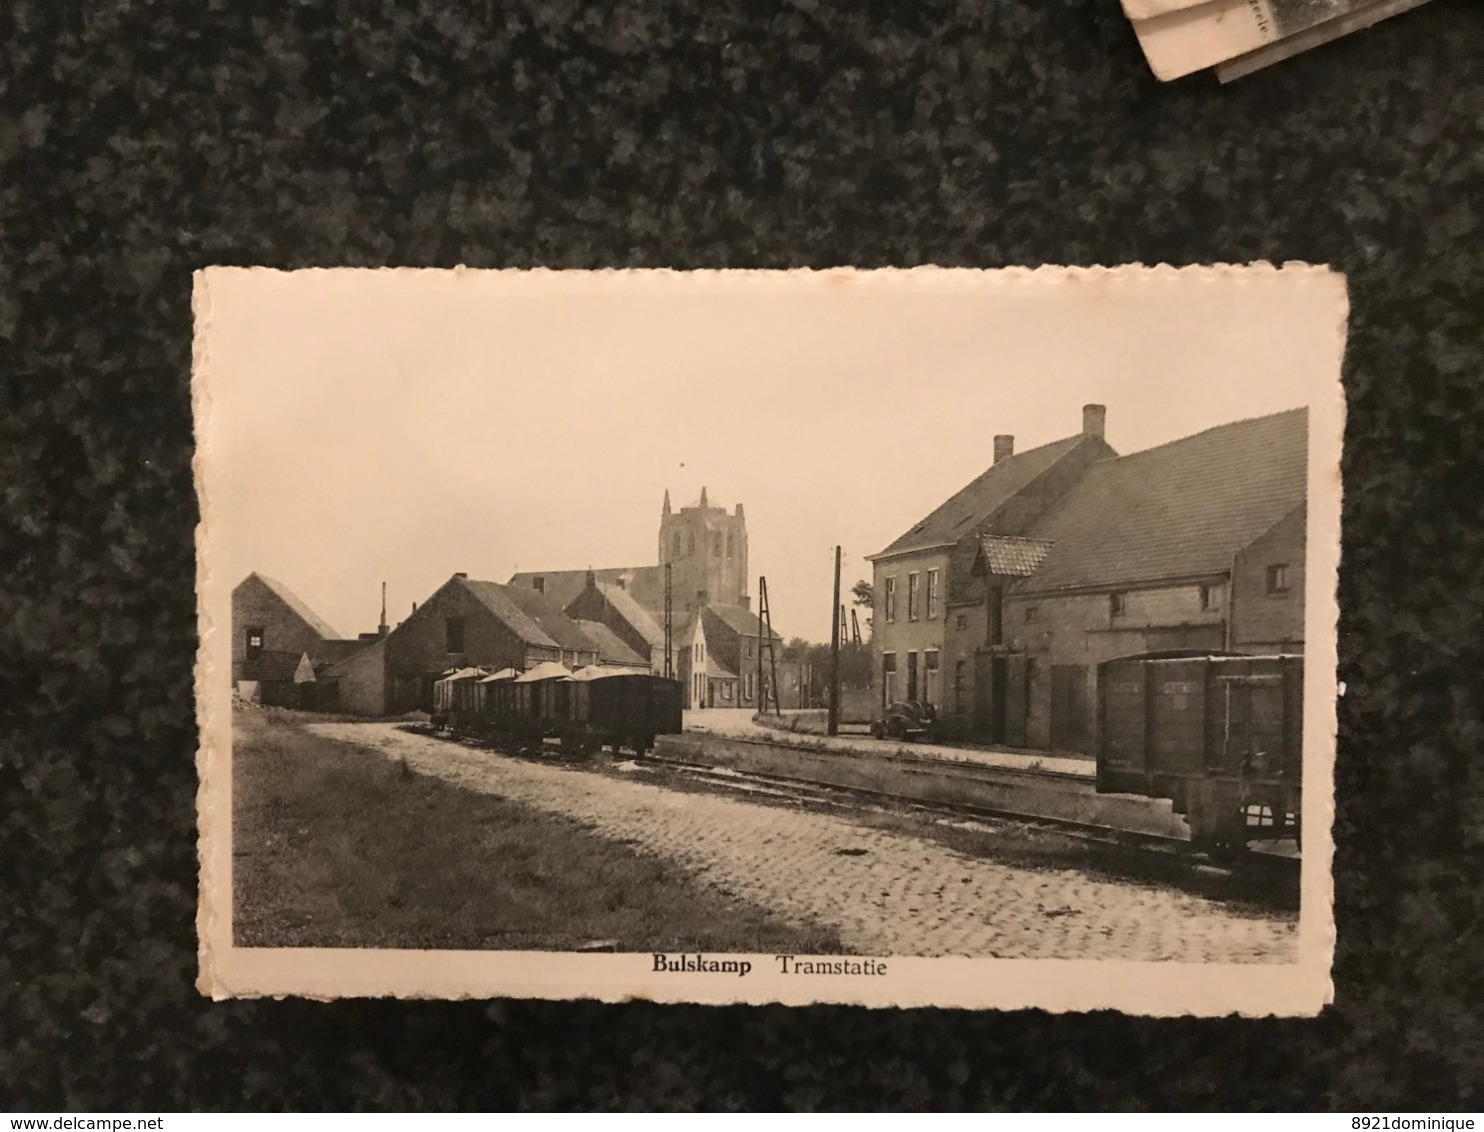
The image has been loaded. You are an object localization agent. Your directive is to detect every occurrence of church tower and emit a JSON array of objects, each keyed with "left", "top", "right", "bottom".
[{"left": 657, "top": 487, "right": 750, "bottom": 613}]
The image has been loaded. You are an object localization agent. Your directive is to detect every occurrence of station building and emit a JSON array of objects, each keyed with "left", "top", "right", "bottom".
[{"left": 868, "top": 405, "right": 1308, "bottom": 753}]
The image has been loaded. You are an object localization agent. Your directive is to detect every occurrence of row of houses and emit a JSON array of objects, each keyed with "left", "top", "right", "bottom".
[
  {"left": 231, "top": 566, "right": 798, "bottom": 717},
  {"left": 868, "top": 404, "right": 1308, "bottom": 753}
]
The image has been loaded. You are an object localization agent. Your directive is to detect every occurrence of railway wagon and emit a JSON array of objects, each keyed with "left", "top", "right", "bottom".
[
  {"left": 481, "top": 668, "right": 572, "bottom": 741},
  {"left": 562, "top": 672, "right": 683, "bottom": 755},
  {"left": 431, "top": 667, "right": 485, "bottom": 729},
  {"left": 1096, "top": 651, "right": 1303, "bottom": 853}
]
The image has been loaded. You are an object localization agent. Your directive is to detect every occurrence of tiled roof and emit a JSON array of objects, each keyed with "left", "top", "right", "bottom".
[
  {"left": 979, "top": 536, "right": 1055, "bottom": 577},
  {"left": 1021, "top": 409, "right": 1308, "bottom": 593},
  {"left": 701, "top": 603, "right": 783, "bottom": 641},
  {"left": 246, "top": 573, "right": 342, "bottom": 639},
  {"left": 507, "top": 566, "right": 664, "bottom": 611},
  {"left": 573, "top": 620, "right": 649, "bottom": 668},
  {"left": 593, "top": 583, "right": 667, "bottom": 648},
  {"left": 457, "top": 577, "right": 599, "bottom": 653},
  {"left": 872, "top": 435, "right": 1099, "bottom": 558},
  {"left": 497, "top": 582, "right": 602, "bottom": 653}
]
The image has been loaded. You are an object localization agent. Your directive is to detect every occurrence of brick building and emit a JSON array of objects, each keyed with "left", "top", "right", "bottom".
[
  {"left": 869, "top": 406, "right": 1308, "bottom": 753},
  {"left": 380, "top": 573, "right": 603, "bottom": 714},
  {"left": 867, "top": 406, "right": 1115, "bottom": 733},
  {"left": 231, "top": 572, "right": 372, "bottom": 702}
]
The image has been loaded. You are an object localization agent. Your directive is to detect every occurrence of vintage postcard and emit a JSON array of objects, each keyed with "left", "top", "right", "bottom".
[
  {"left": 1131, "top": 0, "right": 1386, "bottom": 80},
  {"left": 196, "top": 264, "right": 1345, "bottom": 1014}
]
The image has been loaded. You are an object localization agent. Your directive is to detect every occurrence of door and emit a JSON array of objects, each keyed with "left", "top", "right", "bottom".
[
  {"left": 973, "top": 652, "right": 992, "bottom": 735},
  {"left": 1004, "top": 654, "right": 1029, "bottom": 747},
  {"left": 1050, "top": 664, "right": 1089, "bottom": 752},
  {"left": 989, "top": 657, "right": 1008, "bottom": 743},
  {"left": 906, "top": 651, "right": 918, "bottom": 702}
]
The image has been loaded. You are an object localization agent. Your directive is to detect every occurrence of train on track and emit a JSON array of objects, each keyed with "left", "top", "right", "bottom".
[
  {"left": 430, "top": 663, "right": 683, "bottom": 755},
  {"left": 1096, "top": 651, "right": 1303, "bottom": 855}
]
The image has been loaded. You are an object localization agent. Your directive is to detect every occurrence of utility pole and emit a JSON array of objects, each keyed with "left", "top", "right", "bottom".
[
  {"left": 828, "top": 545, "right": 842, "bottom": 736},
  {"left": 664, "top": 562, "right": 673, "bottom": 679}
]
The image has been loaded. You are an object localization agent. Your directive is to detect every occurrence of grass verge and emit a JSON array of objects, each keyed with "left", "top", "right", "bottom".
[{"left": 232, "top": 707, "right": 843, "bottom": 953}]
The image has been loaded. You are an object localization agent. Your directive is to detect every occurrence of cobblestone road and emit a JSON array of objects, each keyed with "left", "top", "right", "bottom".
[{"left": 308, "top": 722, "right": 1297, "bottom": 962}]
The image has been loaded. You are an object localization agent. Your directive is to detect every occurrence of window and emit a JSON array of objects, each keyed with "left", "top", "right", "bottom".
[
  {"left": 445, "top": 616, "right": 465, "bottom": 652},
  {"left": 956, "top": 614, "right": 968, "bottom": 630},
  {"left": 245, "top": 626, "right": 264, "bottom": 655},
  {"left": 533, "top": 576, "right": 545, "bottom": 594},
  {"left": 713, "top": 532, "right": 722, "bottom": 558},
  {"left": 1200, "top": 582, "right": 1226, "bottom": 611},
  {"left": 988, "top": 585, "right": 1004, "bottom": 646},
  {"left": 926, "top": 569, "right": 939, "bottom": 619},
  {"left": 884, "top": 577, "right": 897, "bottom": 623},
  {"left": 672, "top": 532, "right": 681, "bottom": 556},
  {"left": 687, "top": 532, "right": 696, "bottom": 556},
  {"left": 924, "top": 650, "right": 940, "bottom": 707},
  {"left": 907, "top": 573, "right": 920, "bottom": 621},
  {"left": 882, "top": 652, "right": 897, "bottom": 706},
  {"left": 726, "top": 533, "right": 734, "bottom": 558},
  {"left": 722, "top": 682, "right": 733, "bottom": 701},
  {"left": 1109, "top": 592, "right": 1127, "bottom": 617},
  {"left": 693, "top": 642, "right": 700, "bottom": 662},
  {"left": 955, "top": 660, "right": 967, "bottom": 714},
  {"left": 1266, "top": 564, "right": 1290, "bottom": 595},
  {"left": 1024, "top": 605, "right": 1039, "bottom": 623},
  {"left": 745, "top": 639, "right": 754, "bottom": 659}
]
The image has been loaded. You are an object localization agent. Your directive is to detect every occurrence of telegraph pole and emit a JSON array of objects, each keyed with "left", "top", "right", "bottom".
[
  {"left": 828, "top": 545, "right": 842, "bottom": 736},
  {"left": 663, "top": 562, "right": 673, "bottom": 678}
]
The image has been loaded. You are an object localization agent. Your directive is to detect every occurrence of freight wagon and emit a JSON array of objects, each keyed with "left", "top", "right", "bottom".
[
  {"left": 1096, "top": 651, "right": 1303, "bottom": 855},
  {"left": 432, "top": 664, "right": 682, "bottom": 756}
]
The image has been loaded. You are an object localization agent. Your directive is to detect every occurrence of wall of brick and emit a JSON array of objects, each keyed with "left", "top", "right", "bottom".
[
  {"left": 1003, "top": 585, "right": 1228, "bottom": 750},
  {"left": 872, "top": 549, "right": 950, "bottom": 712},
  {"left": 1231, "top": 505, "right": 1306, "bottom": 653},
  {"left": 384, "top": 579, "right": 578, "bottom": 711},
  {"left": 331, "top": 637, "right": 387, "bottom": 716},
  {"left": 231, "top": 576, "right": 328, "bottom": 683}
]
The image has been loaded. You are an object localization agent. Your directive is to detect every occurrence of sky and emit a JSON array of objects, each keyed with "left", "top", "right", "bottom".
[{"left": 198, "top": 266, "right": 1346, "bottom": 643}]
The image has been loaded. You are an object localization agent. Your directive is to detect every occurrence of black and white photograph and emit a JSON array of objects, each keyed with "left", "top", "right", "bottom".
[{"left": 195, "top": 264, "right": 1344, "bottom": 1013}]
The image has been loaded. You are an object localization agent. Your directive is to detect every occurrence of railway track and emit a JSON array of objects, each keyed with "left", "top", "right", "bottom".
[
  {"left": 645, "top": 751, "right": 1300, "bottom": 879},
  {"left": 412, "top": 724, "right": 1299, "bottom": 883}
]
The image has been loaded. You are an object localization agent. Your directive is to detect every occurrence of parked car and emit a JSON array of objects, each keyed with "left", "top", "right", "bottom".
[{"left": 872, "top": 700, "right": 939, "bottom": 741}]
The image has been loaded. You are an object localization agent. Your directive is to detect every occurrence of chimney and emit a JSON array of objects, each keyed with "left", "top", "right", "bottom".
[
  {"left": 993, "top": 435, "right": 1014, "bottom": 464},
  {"left": 584, "top": 570, "right": 596, "bottom": 590},
  {"left": 1082, "top": 404, "right": 1106, "bottom": 439},
  {"left": 378, "top": 581, "right": 388, "bottom": 638},
  {"left": 453, "top": 572, "right": 468, "bottom": 579}
]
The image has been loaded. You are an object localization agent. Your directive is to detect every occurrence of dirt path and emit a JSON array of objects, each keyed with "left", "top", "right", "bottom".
[{"left": 308, "top": 722, "right": 1297, "bottom": 962}]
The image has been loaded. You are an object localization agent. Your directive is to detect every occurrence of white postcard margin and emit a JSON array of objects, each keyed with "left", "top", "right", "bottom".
[{"left": 195, "top": 263, "right": 1346, "bottom": 1015}]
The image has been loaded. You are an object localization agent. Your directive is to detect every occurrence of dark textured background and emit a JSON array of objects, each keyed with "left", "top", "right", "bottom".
[{"left": 3, "top": 0, "right": 1483, "bottom": 1112}]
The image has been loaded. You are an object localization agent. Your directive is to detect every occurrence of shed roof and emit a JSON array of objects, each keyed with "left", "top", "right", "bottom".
[
  {"left": 243, "top": 649, "right": 315, "bottom": 684},
  {"left": 1020, "top": 408, "right": 1307, "bottom": 593},
  {"left": 871, "top": 435, "right": 1104, "bottom": 559},
  {"left": 978, "top": 535, "right": 1055, "bottom": 577}
]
